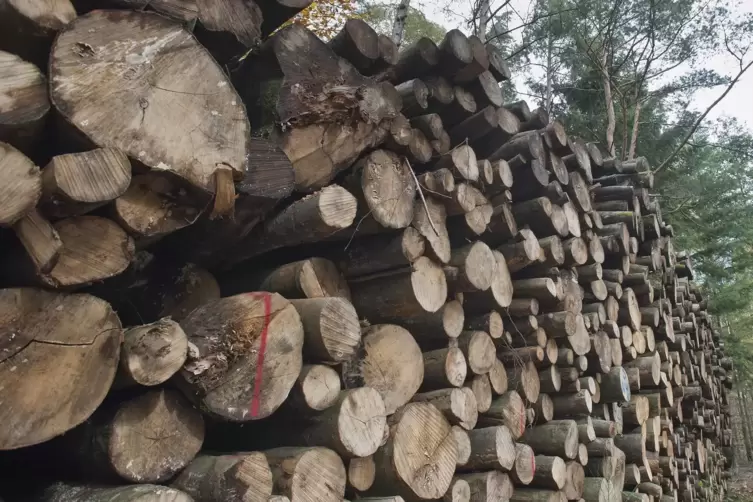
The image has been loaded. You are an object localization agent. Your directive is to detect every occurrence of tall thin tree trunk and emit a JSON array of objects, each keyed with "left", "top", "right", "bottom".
[
  {"left": 627, "top": 101, "right": 642, "bottom": 159},
  {"left": 392, "top": 0, "right": 411, "bottom": 48},
  {"left": 545, "top": 28, "right": 553, "bottom": 117},
  {"left": 739, "top": 386, "right": 753, "bottom": 461},
  {"left": 600, "top": 46, "right": 616, "bottom": 157},
  {"left": 477, "top": 0, "right": 490, "bottom": 42}
]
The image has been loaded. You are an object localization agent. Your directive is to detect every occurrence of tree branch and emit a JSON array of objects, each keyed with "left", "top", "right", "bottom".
[{"left": 654, "top": 58, "right": 753, "bottom": 173}]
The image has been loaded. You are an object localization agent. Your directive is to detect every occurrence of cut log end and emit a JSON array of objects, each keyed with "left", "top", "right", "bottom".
[{"left": 118, "top": 318, "right": 188, "bottom": 388}]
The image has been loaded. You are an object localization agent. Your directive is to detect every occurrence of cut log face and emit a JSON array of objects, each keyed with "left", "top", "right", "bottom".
[
  {"left": 72, "top": 388, "right": 204, "bottom": 483},
  {"left": 114, "top": 173, "right": 203, "bottom": 240},
  {"left": 171, "top": 451, "right": 273, "bottom": 502},
  {"left": 0, "top": 141, "right": 41, "bottom": 227},
  {"left": 117, "top": 318, "right": 187, "bottom": 388},
  {"left": 289, "top": 364, "right": 341, "bottom": 412},
  {"left": 40, "top": 216, "right": 135, "bottom": 288},
  {"left": 289, "top": 298, "right": 360, "bottom": 362},
  {"left": 348, "top": 455, "right": 376, "bottom": 492},
  {"left": 41, "top": 148, "right": 131, "bottom": 219},
  {"left": 178, "top": 293, "right": 304, "bottom": 421},
  {"left": 264, "top": 447, "right": 346, "bottom": 502},
  {"left": 342, "top": 324, "right": 423, "bottom": 414},
  {"left": 461, "top": 426, "right": 516, "bottom": 472},
  {"left": 455, "top": 471, "right": 513, "bottom": 502},
  {"left": 371, "top": 402, "right": 457, "bottom": 500},
  {"left": 35, "top": 483, "right": 194, "bottom": 502},
  {"left": 422, "top": 347, "right": 467, "bottom": 390},
  {"left": 50, "top": 10, "right": 250, "bottom": 195},
  {"left": 0, "top": 289, "right": 122, "bottom": 450},
  {"left": 0, "top": 51, "right": 50, "bottom": 153},
  {"left": 12, "top": 208, "right": 62, "bottom": 274},
  {"left": 457, "top": 330, "right": 496, "bottom": 375},
  {"left": 412, "top": 387, "right": 479, "bottom": 430}
]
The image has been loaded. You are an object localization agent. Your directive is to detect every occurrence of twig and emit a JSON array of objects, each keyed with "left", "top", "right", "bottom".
[{"left": 406, "top": 159, "right": 439, "bottom": 235}]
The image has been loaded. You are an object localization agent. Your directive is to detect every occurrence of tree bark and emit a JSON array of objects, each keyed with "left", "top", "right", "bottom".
[
  {"left": 171, "top": 451, "right": 273, "bottom": 502},
  {"left": 391, "top": 0, "right": 411, "bottom": 48}
]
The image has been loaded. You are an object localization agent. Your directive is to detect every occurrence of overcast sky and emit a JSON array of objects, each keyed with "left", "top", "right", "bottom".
[{"left": 411, "top": 0, "right": 753, "bottom": 132}]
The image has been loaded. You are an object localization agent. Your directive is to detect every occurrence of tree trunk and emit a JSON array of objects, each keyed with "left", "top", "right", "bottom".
[
  {"left": 0, "top": 289, "right": 122, "bottom": 450},
  {"left": 171, "top": 451, "right": 273, "bottom": 502},
  {"left": 391, "top": 0, "right": 411, "bottom": 48},
  {"left": 342, "top": 324, "right": 423, "bottom": 415},
  {"left": 628, "top": 100, "right": 642, "bottom": 160},
  {"left": 601, "top": 46, "right": 616, "bottom": 157},
  {"left": 32, "top": 483, "right": 193, "bottom": 502},
  {"left": 177, "top": 293, "right": 304, "bottom": 421}
]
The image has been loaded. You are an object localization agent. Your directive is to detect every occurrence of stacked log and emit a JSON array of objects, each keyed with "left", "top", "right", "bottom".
[{"left": 0, "top": 6, "right": 731, "bottom": 502}]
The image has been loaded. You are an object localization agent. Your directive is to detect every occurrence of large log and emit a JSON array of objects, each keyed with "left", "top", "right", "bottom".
[
  {"left": 369, "top": 403, "right": 457, "bottom": 500},
  {"left": 0, "top": 289, "right": 122, "bottom": 450},
  {"left": 50, "top": 10, "right": 251, "bottom": 213},
  {"left": 342, "top": 324, "right": 423, "bottom": 415},
  {"left": 62, "top": 389, "right": 204, "bottom": 483},
  {"left": 171, "top": 451, "right": 273, "bottom": 502},
  {"left": 0, "top": 51, "right": 50, "bottom": 155},
  {"left": 177, "top": 293, "right": 304, "bottom": 421}
]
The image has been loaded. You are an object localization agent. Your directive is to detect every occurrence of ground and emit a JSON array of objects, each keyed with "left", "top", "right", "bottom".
[{"left": 729, "top": 464, "right": 753, "bottom": 501}]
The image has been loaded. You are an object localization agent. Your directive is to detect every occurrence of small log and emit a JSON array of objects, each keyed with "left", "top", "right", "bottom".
[
  {"left": 455, "top": 471, "right": 512, "bottom": 502},
  {"left": 386, "top": 37, "right": 439, "bottom": 83},
  {"left": 12, "top": 209, "right": 62, "bottom": 274},
  {"left": 116, "top": 318, "right": 187, "bottom": 388},
  {"left": 530, "top": 456, "right": 566, "bottom": 489},
  {"left": 177, "top": 293, "right": 304, "bottom": 421},
  {"left": 520, "top": 420, "right": 579, "bottom": 459},
  {"left": 257, "top": 258, "right": 351, "bottom": 300},
  {"left": 413, "top": 388, "right": 478, "bottom": 430},
  {"left": 264, "top": 447, "right": 346, "bottom": 502},
  {"left": 488, "top": 358, "right": 509, "bottom": 395},
  {"left": 289, "top": 298, "right": 360, "bottom": 363},
  {"left": 478, "top": 391, "right": 527, "bottom": 439},
  {"left": 466, "top": 71, "right": 503, "bottom": 107},
  {"left": 508, "top": 489, "right": 562, "bottom": 502},
  {"left": 412, "top": 196, "right": 452, "bottom": 264},
  {"left": 449, "top": 106, "right": 499, "bottom": 146},
  {"left": 457, "top": 330, "right": 496, "bottom": 375},
  {"left": 436, "top": 144, "right": 479, "bottom": 181},
  {"left": 425, "top": 76, "right": 455, "bottom": 110},
  {"left": 342, "top": 324, "right": 423, "bottom": 414},
  {"left": 533, "top": 394, "right": 554, "bottom": 424},
  {"left": 490, "top": 132, "right": 545, "bottom": 162},
  {"left": 421, "top": 346, "right": 468, "bottom": 390},
  {"left": 348, "top": 455, "right": 376, "bottom": 492},
  {"left": 446, "top": 241, "right": 496, "bottom": 292},
  {"left": 411, "top": 113, "right": 445, "bottom": 141},
  {"left": 499, "top": 229, "right": 542, "bottom": 273},
  {"left": 439, "top": 86, "right": 477, "bottom": 128},
  {"left": 293, "top": 388, "right": 387, "bottom": 459},
  {"left": 486, "top": 45, "right": 511, "bottom": 81},
  {"left": 0, "top": 51, "right": 50, "bottom": 154},
  {"left": 454, "top": 35, "right": 490, "bottom": 83},
  {"left": 551, "top": 390, "right": 593, "bottom": 418},
  {"left": 370, "top": 403, "right": 457, "bottom": 500},
  {"left": 510, "top": 443, "right": 536, "bottom": 485},
  {"left": 459, "top": 426, "right": 516, "bottom": 472},
  {"left": 467, "top": 373, "right": 492, "bottom": 414},
  {"left": 505, "top": 101, "right": 531, "bottom": 122},
  {"left": 63, "top": 388, "right": 204, "bottom": 483},
  {"left": 506, "top": 360, "right": 541, "bottom": 403},
  {"left": 288, "top": 364, "right": 342, "bottom": 412},
  {"left": 339, "top": 227, "right": 425, "bottom": 279},
  {"left": 467, "top": 311, "right": 504, "bottom": 339},
  {"left": 329, "top": 19, "right": 380, "bottom": 73},
  {"left": 438, "top": 29, "right": 473, "bottom": 77},
  {"left": 456, "top": 250, "right": 514, "bottom": 311}
]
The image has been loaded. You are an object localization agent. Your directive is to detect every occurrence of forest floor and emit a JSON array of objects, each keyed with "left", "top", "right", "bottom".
[{"left": 729, "top": 464, "right": 753, "bottom": 501}]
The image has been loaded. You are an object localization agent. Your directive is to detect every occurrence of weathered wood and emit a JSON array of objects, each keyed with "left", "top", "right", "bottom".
[
  {"left": 0, "top": 51, "right": 50, "bottom": 154},
  {"left": 0, "top": 0, "right": 76, "bottom": 68},
  {"left": 177, "top": 293, "right": 304, "bottom": 421},
  {"left": 520, "top": 421, "right": 579, "bottom": 459},
  {"left": 348, "top": 455, "right": 376, "bottom": 492},
  {"left": 457, "top": 330, "right": 496, "bottom": 375},
  {"left": 31, "top": 483, "right": 193, "bottom": 502},
  {"left": 413, "top": 387, "right": 478, "bottom": 430},
  {"left": 12, "top": 209, "right": 62, "bottom": 274},
  {"left": 486, "top": 45, "right": 511, "bottom": 81},
  {"left": 459, "top": 426, "right": 516, "bottom": 472},
  {"left": 530, "top": 456, "right": 566, "bottom": 490},
  {"left": 256, "top": 258, "right": 351, "bottom": 301},
  {"left": 329, "top": 19, "right": 380, "bottom": 73},
  {"left": 342, "top": 324, "right": 423, "bottom": 415},
  {"left": 288, "top": 364, "right": 342, "bottom": 412},
  {"left": 386, "top": 37, "right": 439, "bottom": 83},
  {"left": 0, "top": 141, "right": 41, "bottom": 228},
  {"left": 62, "top": 388, "right": 204, "bottom": 483}
]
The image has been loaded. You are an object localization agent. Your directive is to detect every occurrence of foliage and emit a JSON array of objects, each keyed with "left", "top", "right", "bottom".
[
  {"left": 287, "top": 0, "right": 360, "bottom": 40},
  {"left": 358, "top": 2, "right": 446, "bottom": 46}
]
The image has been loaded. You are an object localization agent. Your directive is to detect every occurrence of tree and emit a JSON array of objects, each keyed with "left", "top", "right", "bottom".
[
  {"left": 288, "top": 0, "right": 359, "bottom": 40},
  {"left": 359, "top": 2, "right": 446, "bottom": 47}
]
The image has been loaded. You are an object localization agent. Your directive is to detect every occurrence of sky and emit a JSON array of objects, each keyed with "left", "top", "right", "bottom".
[{"left": 411, "top": 0, "right": 753, "bottom": 132}]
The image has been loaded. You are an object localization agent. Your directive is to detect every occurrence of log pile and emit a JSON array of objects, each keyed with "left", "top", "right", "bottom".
[{"left": 0, "top": 3, "right": 733, "bottom": 502}]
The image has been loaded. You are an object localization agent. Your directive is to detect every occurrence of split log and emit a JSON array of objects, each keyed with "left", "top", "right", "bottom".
[
  {"left": 171, "top": 451, "right": 273, "bottom": 502},
  {"left": 288, "top": 364, "right": 342, "bottom": 412},
  {"left": 293, "top": 388, "right": 387, "bottom": 459},
  {"left": 62, "top": 389, "right": 204, "bottom": 483},
  {"left": 177, "top": 293, "right": 304, "bottom": 421},
  {"left": 264, "top": 447, "right": 346, "bottom": 502},
  {"left": 0, "top": 289, "right": 122, "bottom": 450},
  {"left": 50, "top": 10, "right": 250, "bottom": 208},
  {"left": 370, "top": 403, "right": 457, "bottom": 500},
  {"left": 116, "top": 318, "right": 187, "bottom": 388},
  {"left": 0, "top": 51, "right": 50, "bottom": 154},
  {"left": 342, "top": 324, "right": 423, "bottom": 415},
  {"left": 0, "top": 142, "right": 41, "bottom": 228}
]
